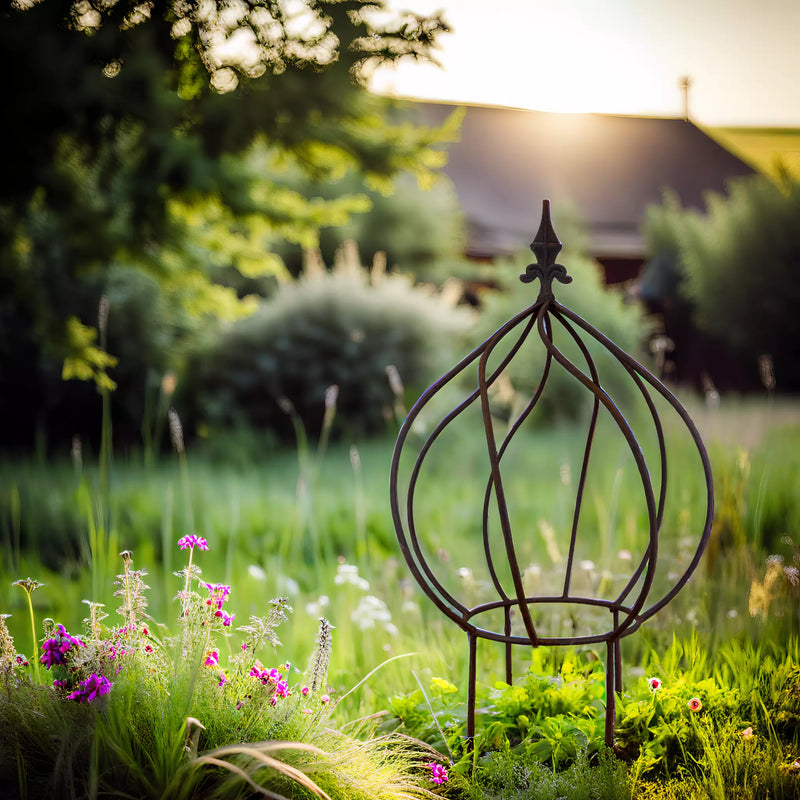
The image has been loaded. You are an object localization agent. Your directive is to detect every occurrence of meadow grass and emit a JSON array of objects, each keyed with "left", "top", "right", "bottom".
[
  {"left": 1, "top": 395, "right": 799, "bottom": 695},
  {"left": 1, "top": 394, "right": 800, "bottom": 798}
]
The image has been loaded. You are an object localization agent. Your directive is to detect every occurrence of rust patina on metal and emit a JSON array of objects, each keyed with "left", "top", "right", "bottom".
[{"left": 389, "top": 200, "right": 714, "bottom": 748}]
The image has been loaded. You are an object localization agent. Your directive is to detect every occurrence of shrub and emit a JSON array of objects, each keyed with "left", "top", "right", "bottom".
[
  {"left": 182, "top": 243, "right": 472, "bottom": 440},
  {"left": 643, "top": 175, "right": 800, "bottom": 389},
  {"left": 0, "top": 262, "right": 190, "bottom": 453},
  {"left": 276, "top": 170, "right": 473, "bottom": 286}
]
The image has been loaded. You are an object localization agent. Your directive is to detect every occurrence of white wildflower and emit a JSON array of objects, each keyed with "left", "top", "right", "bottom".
[
  {"left": 352, "top": 595, "right": 393, "bottom": 632},
  {"left": 334, "top": 564, "right": 370, "bottom": 591}
]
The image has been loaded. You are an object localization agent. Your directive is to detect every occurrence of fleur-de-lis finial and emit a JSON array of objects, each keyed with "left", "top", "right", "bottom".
[{"left": 520, "top": 199, "right": 572, "bottom": 301}]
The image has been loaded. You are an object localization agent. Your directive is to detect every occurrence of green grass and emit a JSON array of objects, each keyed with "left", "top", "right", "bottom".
[
  {"left": 2, "top": 395, "right": 800, "bottom": 797},
  {"left": 2, "top": 396, "right": 800, "bottom": 680}
]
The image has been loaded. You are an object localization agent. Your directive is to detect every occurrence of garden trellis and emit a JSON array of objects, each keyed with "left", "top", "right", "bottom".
[{"left": 389, "top": 200, "right": 714, "bottom": 747}]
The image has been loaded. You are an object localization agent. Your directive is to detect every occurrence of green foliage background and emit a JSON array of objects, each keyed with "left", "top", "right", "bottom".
[
  {"left": 182, "top": 248, "right": 473, "bottom": 440},
  {"left": 642, "top": 175, "right": 800, "bottom": 389}
]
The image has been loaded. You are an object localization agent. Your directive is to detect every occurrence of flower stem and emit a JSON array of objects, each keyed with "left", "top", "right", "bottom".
[
  {"left": 25, "top": 591, "right": 42, "bottom": 685},
  {"left": 184, "top": 550, "right": 193, "bottom": 606}
]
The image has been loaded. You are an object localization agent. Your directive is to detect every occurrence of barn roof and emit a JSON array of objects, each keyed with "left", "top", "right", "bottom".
[{"left": 413, "top": 101, "right": 757, "bottom": 259}]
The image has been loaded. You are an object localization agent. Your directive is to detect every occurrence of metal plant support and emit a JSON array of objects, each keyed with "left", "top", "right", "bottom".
[{"left": 389, "top": 200, "right": 714, "bottom": 747}]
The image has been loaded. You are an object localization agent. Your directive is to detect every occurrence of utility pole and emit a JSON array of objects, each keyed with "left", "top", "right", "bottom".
[{"left": 678, "top": 75, "right": 692, "bottom": 121}]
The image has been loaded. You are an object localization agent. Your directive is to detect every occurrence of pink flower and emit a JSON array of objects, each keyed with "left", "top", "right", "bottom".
[
  {"left": 320, "top": 694, "right": 330, "bottom": 705},
  {"left": 427, "top": 762, "right": 448, "bottom": 785},
  {"left": 204, "top": 650, "right": 219, "bottom": 668},
  {"left": 218, "top": 671, "right": 227, "bottom": 687},
  {"left": 275, "top": 680, "right": 290, "bottom": 698},
  {"left": 742, "top": 726, "right": 755, "bottom": 740},
  {"left": 267, "top": 668, "right": 282, "bottom": 685},
  {"left": 203, "top": 582, "right": 231, "bottom": 610},
  {"left": 215, "top": 609, "right": 235, "bottom": 627},
  {"left": 688, "top": 697, "right": 702, "bottom": 712},
  {"left": 647, "top": 676, "right": 662, "bottom": 691},
  {"left": 178, "top": 534, "right": 209, "bottom": 551},
  {"left": 301, "top": 686, "right": 310, "bottom": 696}
]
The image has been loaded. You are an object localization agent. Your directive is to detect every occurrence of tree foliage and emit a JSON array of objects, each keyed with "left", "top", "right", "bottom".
[
  {"left": 642, "top": 175, "right": 800, "bottom": 389},
  {"left": 0, "top": 0, "right": 456, "bottom": 448}
]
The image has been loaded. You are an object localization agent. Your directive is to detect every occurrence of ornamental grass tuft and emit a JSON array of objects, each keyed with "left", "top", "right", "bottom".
[{"left": 0, "top": 539, "right": 448, "bottom": 799}]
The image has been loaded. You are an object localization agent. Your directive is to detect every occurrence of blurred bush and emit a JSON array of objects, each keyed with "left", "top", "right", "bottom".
[
  {"left": 0, "top": 260, "right": 190, "bottom": 453},
  {"left": 475, "top": 249, "right": 649, "bottom": 423},
  {"left": 274, "top": 170, "right": 473, "bottom": 285},
  {"left": 643, "top": 174, "right": 800, "bottom": 389},
  {"left": 181, "top": 243, "right": 473, "bottom": 440}
]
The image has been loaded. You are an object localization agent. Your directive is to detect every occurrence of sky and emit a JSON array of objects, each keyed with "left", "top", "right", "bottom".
[{"left": 370, "top": 0, "right": 800, "bottom": 127}]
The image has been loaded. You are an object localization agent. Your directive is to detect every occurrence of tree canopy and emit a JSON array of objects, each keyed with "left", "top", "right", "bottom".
[
  {"left": 642, "top": 175, "right": 800, "bottom": 390},
  {"left": 0, "top": 0, "right": 458, "bottom": 448}
]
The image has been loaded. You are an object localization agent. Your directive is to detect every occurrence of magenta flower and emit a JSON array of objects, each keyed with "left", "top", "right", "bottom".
[
  {"left": 218, "top": 671, "right": 227, "bottom": 687},
  {"left": 41, "top": 624, "right": 85, "bottom": 668},
  {"left": 178, "top": 535, "right": 209, "bottom": 551},
  {"left": 275, "top": 680, "right": 290, "bottom": 698},
  {"left": 203, "top": 582, "right": 231, "bottom": 610},
  {"left": 301, "top": 686, "right": 310, "bottom": 696},
  {"left": 267, "top": 667, "right": 282, "bottom": 685},
  {"left": 215, "top": 609, "right": 235, "bottom": 627},
  {"left": 68, "top": 672, "right": 112, "bottom": 703},
  {"left": 427, "top": 762, "right": 448, "bottom": 785},
  {"left": 204, "top": 650, "right": 219, "bottom": 668}
]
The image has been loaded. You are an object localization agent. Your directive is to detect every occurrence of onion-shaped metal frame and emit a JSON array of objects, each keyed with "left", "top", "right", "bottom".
[{"left": 389, "top": 200, "right": 714, "bottom": 747}]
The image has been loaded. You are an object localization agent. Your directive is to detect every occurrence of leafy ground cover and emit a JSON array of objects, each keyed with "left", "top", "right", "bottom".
[{"left": 2, "top": 396, "right": 800, "bottom": 797}]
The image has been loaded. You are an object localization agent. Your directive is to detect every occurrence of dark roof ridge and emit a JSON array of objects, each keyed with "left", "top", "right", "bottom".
[{"left": 390, "top": 94, "right": 688, "bottom": 124}]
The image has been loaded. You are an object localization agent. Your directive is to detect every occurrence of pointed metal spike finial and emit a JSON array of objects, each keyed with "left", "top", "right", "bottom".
[{"left": 520, "top": 200, "right": 572, "bottom": 301}]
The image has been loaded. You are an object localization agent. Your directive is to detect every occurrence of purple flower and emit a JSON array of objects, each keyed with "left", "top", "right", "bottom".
[
  {"left": 178, "top": 535, "right": 209, "bottom": 551},
  {"left": 427, "top": 762, "right": 448, "bottom": 785},
  {"left": 68, "top": 673, "right": 112, "bottom": 703},
  {"left": 203, "top": 582, "right": 231, "bottom": 608},
  {"left": 215, "top": 609, "right": 235, "bottom": 627},
  {"left": 41, "top": 624, "right": 85, "bottom": 669}
]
